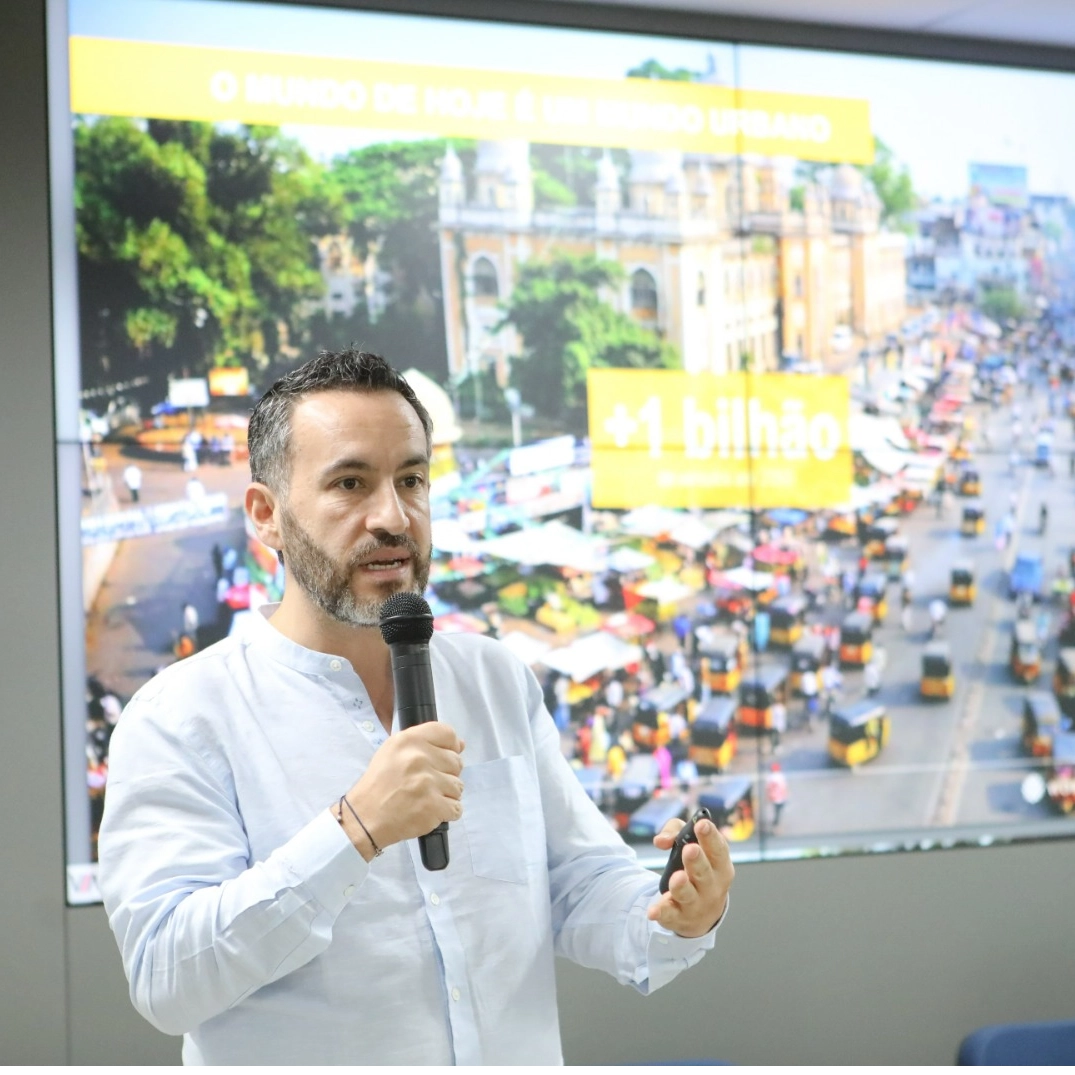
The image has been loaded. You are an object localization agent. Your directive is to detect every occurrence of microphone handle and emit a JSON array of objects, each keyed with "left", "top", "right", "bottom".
[{"left": 389, "top": 641, "right": 450, "bottom": 871}]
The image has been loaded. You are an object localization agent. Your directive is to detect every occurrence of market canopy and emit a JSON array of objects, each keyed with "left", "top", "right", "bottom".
[
  {"left": 752, "top": 543, "right": 800, "bottom": 566},
  {"left": 704, "top": 510, "right": 752, "bottom": 532},
  {"left": 765, "top": 508, "right": 810, "bottom": 527},
  {"left": 479, "top": 520, "right": 607, "bottom": 571},
  {"left": 861, "top": 444, "right": 911, "bottom": 476},
  {"left": 497, "top": 630, "right": 552, "bottom": 667},
  {"left": 432, "top": 518, "right": 481, "bottom": 554},
  {"left": 849, "top": 412, "right": 913, "bottom": 453},
  {"left": 667, "top": 515, "right": 719, "bottom": 550},
  {"left": 539, "top": 631, "right": 642, "bottom": 682},
  {"left": 604, "top": 546, "right": 656, "bottom": 573},
  {"left": 635, "top": 577, "right": 697, "bottom": 603},
  {"left": 601, "top": 611, "right": 656, "bottom": 640},
  {"left": 618, "top": 505, "right": 690, "bottom": 538},
  {"left": 712, "top": 567, "right": 775, "bottom": 592}
]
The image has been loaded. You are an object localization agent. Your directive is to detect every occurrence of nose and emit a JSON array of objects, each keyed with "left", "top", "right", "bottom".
[{"left": 365, "top": 478, "right": 409, "bottom": 536}]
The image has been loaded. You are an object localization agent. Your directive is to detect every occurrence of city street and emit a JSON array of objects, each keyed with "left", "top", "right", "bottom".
[
  {"left": 718, "top": 372, "right": 1075, "bottom": 855},
  {"left": 84, "top": 442, "right": 249, "bottom": 698}
]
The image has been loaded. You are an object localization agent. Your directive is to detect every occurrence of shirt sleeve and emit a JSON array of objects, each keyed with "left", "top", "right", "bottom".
[
  {"left": 97, "top": 692, "right": 369, "bottom": 1036},
  {"left": 521, "top": 667, "right": 724, "bottom": 995}
]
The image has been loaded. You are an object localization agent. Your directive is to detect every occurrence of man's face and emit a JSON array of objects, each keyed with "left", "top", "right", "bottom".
[{"left": 275, "top": 389, "right": 432, "bottom": 627}]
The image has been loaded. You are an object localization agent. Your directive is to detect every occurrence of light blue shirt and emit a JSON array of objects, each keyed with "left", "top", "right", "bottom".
[{"left": 98, "top": 606, "right": 719, "bottom": 1065}]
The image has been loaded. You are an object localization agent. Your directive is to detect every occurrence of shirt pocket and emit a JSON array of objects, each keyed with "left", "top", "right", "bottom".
[{"left": 460, "top": 755, "right": 541, "bottom": 885}]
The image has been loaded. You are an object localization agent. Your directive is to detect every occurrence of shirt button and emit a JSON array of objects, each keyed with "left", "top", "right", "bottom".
[
  {"left": 451, "top": 987, "right": 461, "bottom": 1002},
  {"left": 344, "top": 884, "right": 355, "bottom": 897},
  {"left": 362, "top": 720, "right": 375, "bottom": 732},
  {"left": 430, "top": 892, "right": 440, "bottom": 906},
  {"left": 329, "top": 659, "right": 342, "bottom": 672}
]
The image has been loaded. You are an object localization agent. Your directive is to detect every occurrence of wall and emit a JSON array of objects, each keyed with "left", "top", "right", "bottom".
[{"left": 2, "top": 0, "right": 1073, "bottom": 1064}]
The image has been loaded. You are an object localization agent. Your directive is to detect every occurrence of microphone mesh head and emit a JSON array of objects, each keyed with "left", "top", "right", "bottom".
[{"left": 379, "top": 591, "right": 434, "bottom": 645}]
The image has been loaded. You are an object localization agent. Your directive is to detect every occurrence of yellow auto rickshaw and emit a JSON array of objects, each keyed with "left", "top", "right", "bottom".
[
  {"left": 1052, "top": 648, "right": 1075, "bottom": 718},
  {"left": 949, "top": 561, "right": 976, "bottom": 606},
  {"left": 920, "top": 640, "right": 955, "bottom": 699},
  {"left": 883, "top": 536, "right": 910, "bottom": 582},
  {"left": 1010, "top": 620, "right": 1042, "bottom": 683},
  {"left": 950, "top": 440, "right": 973, "bottom": 464},
  {"left": 854, "top": 571, "right": 889, "bottom": 624},
  {"left": 862, "top": 518, "right": 900, "bottom": 559},
  {"left": 828, "top": 699, "right": 890, "bottom": 767},
  {"left": 839, "top": 612, "right": 874, "bottom": 667},
  {"left": 961, "top": 502, "right": 986, "bottom": 536},
  {"left": 697, "top": 630, "right": 742, "bottom": 694},
  {"left": 789, "top": 633, "right": 828, "bottom": 695},
  {"left": 768, "top": 595, "right": 808, "bottom": 648},
  {"left": 699, "top": 775, "right": 756, "bottom": 841},
  {"left": 737, "top": 666, "right": 789, "bottom": 730},
  {"left": 824, "top": 510, "right": 858, "bottom": 540},
  {"left": 632, "top": 681, "right": 691, "bottom": 749},
  {"left": 1022, "top": 691, "right": 1065, "bottom": 757},
  {"left": 688, "top": 697, "right": 738, "bottom": 773},
  {"left": 957, "top": 467, "right": 981, "bottom": 496}
]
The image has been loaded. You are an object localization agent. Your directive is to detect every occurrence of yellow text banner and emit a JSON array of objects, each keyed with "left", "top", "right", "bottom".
[
  {"left": 588, "top": 370, "right": 852, "bottom": 510},
  {"left": 70, "top": 37, "right": 874, "bottom": 163}
]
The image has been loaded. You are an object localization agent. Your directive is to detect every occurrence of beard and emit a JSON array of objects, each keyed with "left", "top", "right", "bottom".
[{"left": 277, "top": 506, "right": 431, "bottom": 627}]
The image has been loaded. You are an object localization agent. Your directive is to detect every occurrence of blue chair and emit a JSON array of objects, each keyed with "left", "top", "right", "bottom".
[{"left": 958, "top": 1018, "right": 1075, "bottom": 1064}]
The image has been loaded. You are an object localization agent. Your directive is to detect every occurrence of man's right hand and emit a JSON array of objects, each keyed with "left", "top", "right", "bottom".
[{"left": 340, "top": 724, "right": 465, "bottom": 861}]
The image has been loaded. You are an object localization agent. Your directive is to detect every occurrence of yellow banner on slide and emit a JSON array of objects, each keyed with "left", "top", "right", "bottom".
[
  {"left": 588, "top": 370, "right": 852, "bottom": 510},
  {"left": 70, "top": 37, "right": 874, "bottom": 163}
]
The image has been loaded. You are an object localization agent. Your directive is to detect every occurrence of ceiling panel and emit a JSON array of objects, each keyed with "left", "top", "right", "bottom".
[{"left": 569, "top": 0, "right": 1075, "bottom": 48}]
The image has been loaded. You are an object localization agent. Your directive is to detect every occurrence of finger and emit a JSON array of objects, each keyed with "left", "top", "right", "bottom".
[
  {"left": 416, "top": 723, "right": 464, "bottom": 751},
  {"left": 431, "top": 745, "right": 465, "bottom": 776},
  {"left": 436, "top": 771, "right": 465, "bottom": 800},
  {"left": 647, "top": 891, "right": 688, "bottom": 929},
  {"left": 668, "top": 866, "right": 699, "bottom": 906},
  {"left": 694, "top": 819, "right": 733, "bottom": 869},
  {"left": 652, "top": 818, "right": 685, "bottom": 848},
  {"left": 681, "top": 840, "right": 711, "bottom": 887}
]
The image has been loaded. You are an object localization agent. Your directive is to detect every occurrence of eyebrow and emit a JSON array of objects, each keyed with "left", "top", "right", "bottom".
[{"left": 321, "top": 454, "right": 430, "bottom": 480}]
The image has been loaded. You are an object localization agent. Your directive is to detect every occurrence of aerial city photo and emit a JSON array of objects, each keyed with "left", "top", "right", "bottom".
[{"left": 66, "top": 0, "right": 1075, "bottom": 891}]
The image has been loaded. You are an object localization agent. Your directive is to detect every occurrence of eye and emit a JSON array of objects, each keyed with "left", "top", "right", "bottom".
[
  {"left": 400, "top": 474, "right": 427, "bottom": 490},
  {"left": 337, "top": 476, "right": 361, "bottom": 491}
]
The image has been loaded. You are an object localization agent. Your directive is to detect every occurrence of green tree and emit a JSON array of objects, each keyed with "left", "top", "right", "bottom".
[
  {"left": 979, "top": 286, "right": 1025, "bottom": 323},
  {"left": 862, "top": 136, "right": 917, "bottom": 231},
  {"left": 324, "top": 139, "right": 477, "bottom": 378},
  {"left": 75, "top": 117, "right": 341, "bottom": 393},
  {"left": 497, "top": 252, "right": 679, "bottom": 427},
  {"left": 626, "top": 58, "right": 700, "bottom": 81}
]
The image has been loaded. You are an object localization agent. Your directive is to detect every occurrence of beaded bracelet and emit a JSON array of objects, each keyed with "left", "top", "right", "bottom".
[{"left": 339, "top": 794, "right": 383, "bottom": 858}]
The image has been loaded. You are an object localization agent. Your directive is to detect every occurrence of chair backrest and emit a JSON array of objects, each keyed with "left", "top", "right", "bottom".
[{"left": 957, "top": 1019, "right": 1075, "bottom": 1064}]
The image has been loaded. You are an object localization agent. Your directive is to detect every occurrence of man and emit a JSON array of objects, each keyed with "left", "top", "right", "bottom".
[
  {"left": 769, "top": 698, "right": 787, "bottom": 752},
  {"left": 98, "top": 349, "right": 733, "bottom": 1065},
  {"left": 765, "top": 762, "right": 788, "bottom": 831},
  {"left": 799, "top": 667, "right": 819, "bottom": 730},
  {"left": 122, "top": 461, "right": 142, "bottom": 503}
]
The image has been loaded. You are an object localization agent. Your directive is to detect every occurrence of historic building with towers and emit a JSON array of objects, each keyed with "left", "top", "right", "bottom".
[{"left": 436, "top": 139, "right": 907, "bottom": 386}]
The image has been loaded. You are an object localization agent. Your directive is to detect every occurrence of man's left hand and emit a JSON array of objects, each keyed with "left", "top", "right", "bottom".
[{"left": 647, "top": 817, "right": 734, "bottom": 938}]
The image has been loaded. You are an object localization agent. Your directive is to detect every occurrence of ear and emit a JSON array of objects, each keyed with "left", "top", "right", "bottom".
[{"left": 245, "top": 482, "right": 283, "bottom": 553}]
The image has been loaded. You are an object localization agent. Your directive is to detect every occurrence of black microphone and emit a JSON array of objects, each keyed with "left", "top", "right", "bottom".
[{"left": 378, "top": 591, "right": 449, "bottom": 871}]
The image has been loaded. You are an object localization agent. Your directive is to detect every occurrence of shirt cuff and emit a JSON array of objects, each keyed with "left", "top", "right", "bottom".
[
  {"left": 640, "top": 893, "right": 726, "bottom": 993},
  {"left": 277, "top": 808, "right": 370, "bottom": 917}
]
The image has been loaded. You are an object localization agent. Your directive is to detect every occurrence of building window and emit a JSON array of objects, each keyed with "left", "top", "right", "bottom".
[
  {"left": 794, "top": 273, "right": 803, "bottom": 298},
  {"left": 631, "top": 269, "right": 659, "bottom": 317},
  {"left": 696, "top": 271, "right": 706, "bottom": 307},
  {"left": 472, "top": 257, "right": 499, "bottom": 299}
]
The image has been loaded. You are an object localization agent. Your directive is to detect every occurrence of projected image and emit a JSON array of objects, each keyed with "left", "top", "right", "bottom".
[{"left": 60, "top": 0, "right": 1075, "bottom": 898}]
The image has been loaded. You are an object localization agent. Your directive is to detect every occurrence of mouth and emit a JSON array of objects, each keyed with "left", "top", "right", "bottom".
[{"left": 357, "top": 553, "right": 411, "bottom": 574}]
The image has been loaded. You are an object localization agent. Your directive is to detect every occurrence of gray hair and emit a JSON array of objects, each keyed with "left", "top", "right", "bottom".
[{"left": 247, "top": 347, "right": 434, "bottom": 494}]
